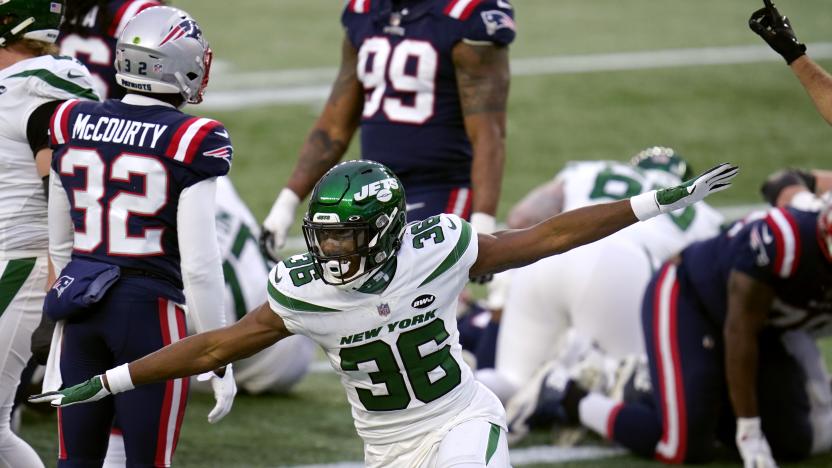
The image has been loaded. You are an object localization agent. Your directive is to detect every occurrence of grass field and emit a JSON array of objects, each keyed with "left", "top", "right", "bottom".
[{"left": 17, "top": 0, "right": 832, "bottom": 466}]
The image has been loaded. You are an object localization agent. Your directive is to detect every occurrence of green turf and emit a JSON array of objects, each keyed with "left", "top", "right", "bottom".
[{"left": 19, "top": 0, "right": 832, "bottom": 466}]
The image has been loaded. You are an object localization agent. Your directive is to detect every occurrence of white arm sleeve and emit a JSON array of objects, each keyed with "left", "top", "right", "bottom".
[
  {"left": 48, "top": 168, "right": 74, "bottom": 272},
  {"left": 177, "top": 178, "right": 227, "bottom": 333}
]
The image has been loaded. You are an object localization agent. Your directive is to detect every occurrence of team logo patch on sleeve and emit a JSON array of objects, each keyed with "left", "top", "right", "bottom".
[
  {"left": 480, "top": 10, "right": 515, "bottom": 36},
  {"left": 52, "top": 276, "right": 74, "bottom": 298},
  {"left": 203, "top": 145, "right": 233, "bottom": 165}
]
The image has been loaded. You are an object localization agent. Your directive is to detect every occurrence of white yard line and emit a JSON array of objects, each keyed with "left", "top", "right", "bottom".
[
  {"left": 202, "top": 43, "right": 832, "bottom": 110},
  {"left": 279, "top": 445, "right": 625, "bottom": 468}
]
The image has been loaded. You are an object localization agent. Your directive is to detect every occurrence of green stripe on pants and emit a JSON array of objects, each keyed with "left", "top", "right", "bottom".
[
  {"left": 485, "top": 423, "right": 501, "bottom": 465},
  {"left": 0, "top": 258, "right": 37, "bottom": 317}
]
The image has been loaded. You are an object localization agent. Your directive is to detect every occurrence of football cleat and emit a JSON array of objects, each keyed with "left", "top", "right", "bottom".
[
  {"left": 505, "top": 359, "right": 574, "bottom": 445},
  {"left": 609, "top": 354, "right": 653, "bottom": 406}
]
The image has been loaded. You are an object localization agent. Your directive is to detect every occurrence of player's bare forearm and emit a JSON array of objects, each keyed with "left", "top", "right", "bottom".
[
  {"left": 122, "top": 303, "right": 290, "bottom": 388},
  {"left": 506, "top": 180, "right": 565, "bottom": 229},
  {"left": 286, "top": 37, "right": 363, "bottom": 198},
  {"left": 454, "top": 42, "right": 509, "bottom": 215},
  {"left": 790, "top": 55, "right": 832, "bottom": 126},
  {"left": 724, "top": 271, "right": 774, "bottom": 418},
  {"left": 812, "top": 169, "right": 832, "bottom": 194},
  {"left": 470, "top": 199, "right": 637, "bottom": 276}
]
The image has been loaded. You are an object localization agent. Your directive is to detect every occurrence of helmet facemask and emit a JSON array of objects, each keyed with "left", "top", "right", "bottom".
[
  {"left": 303, "top": 161, "right": 407, "bottom": 287},
  {"left": 303, "top": 207, "right": 404, "bottom": 286}
]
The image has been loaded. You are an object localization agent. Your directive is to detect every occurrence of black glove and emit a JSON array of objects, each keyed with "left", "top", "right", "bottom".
[
  {"left": 760, "top": 168, "right": 816, "bottom": 206},
  {"left": 749, "top": 0, "right": 806, "bottom": 64},
  {"left": 30, "top": 314, "right": 56, "bottom": 365}
]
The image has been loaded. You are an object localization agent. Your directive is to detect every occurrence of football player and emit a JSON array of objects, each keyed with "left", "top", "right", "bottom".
[
  {"left": 477, "top": 148, "right": 724, "bottom": 405},
  {"left": 0, "top": 1, "right": 98, "bottom": 466},
  {"left": 260, "top": 0, "right": 516, "bottom": 258},
  {"left": 523, "top": 201, "right": 832, "bottom": 466},
  {"left": 31, "top": 158, "right": 737, "bottom": 466},
  {"left": 59, "top": 0, "right": 162, "bottom": 100},
  {"left": 41, "top": 7, "right": 236, "bottom": 466},
  {"left": 750, "top": 0, "right": 832, "bottom": 128},
  {"left": 103, "top": 176, "right": 316, "bottom": 467}
]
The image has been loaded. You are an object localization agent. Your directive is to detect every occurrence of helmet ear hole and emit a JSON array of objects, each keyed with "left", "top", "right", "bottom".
[{"left": 186, "top": 72, "right": 198, "bottom": 81}]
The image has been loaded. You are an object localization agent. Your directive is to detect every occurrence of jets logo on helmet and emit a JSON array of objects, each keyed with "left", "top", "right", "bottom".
[{"left": 302, "top": 161, "right": 407, "bottom": 286}]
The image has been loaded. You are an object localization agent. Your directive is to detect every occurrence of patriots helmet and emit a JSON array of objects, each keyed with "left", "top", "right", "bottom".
[
  {"left": 302, "top": 160, "right": 407, "bottom": 286},
  {"left": 114, "top": 6, "right": 212, "bottom": 104},
  {"left": 630, "top": 146, "right": 694, "bottom": 181},
  {"left": 0, "top": 0, "right": 64, "bottom": 47},
  {"left": 818, "top": 201, "right": 832, "bottom": 263}
]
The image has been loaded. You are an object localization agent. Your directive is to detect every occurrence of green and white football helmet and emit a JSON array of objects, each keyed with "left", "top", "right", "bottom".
[
  {"left": 0, "top": 0, "right": 64, "bottom": 47},
  {"left": 630, "top": 146, "right": 693, "bottom": 181},
  {"left": 302, "top": 160, "right": 407, "bottom": 286}
]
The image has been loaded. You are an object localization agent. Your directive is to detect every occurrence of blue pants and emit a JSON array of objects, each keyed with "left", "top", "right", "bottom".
[
  {"left": 58, "top": 278, "right": 189, "bottom": 468},
  {"left": 609, "top": 262, "right": 813, "bottom": 463},
  {"left": 406, "top": 186, "right": 472, "bottom": 222}
]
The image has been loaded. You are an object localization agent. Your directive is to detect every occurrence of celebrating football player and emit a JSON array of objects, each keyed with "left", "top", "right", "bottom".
[
  {"left": 40, "top": 6, "right": 237, "bottom": 466},
  {"left": 750, "top": 0, "right": 832, "bottom": 127},
  {"left": 0, "top": 1, "right": 98, "bottom": 466},
  {"left": 32, "top": 157, "right": 737, "bottom": 466},
  {"left": 260, "top": 0, "right": 515, "bottom": 259},
  {"left": 59, "top": 0, "right": 164, "bottom": 100}
]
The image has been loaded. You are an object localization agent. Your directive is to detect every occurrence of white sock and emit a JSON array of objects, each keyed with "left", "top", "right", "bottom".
[
  {"left": 103, "top": 431, "right": 126, "bottom": 468},
  {"left": 578, "top": 392, "right": 619, "bottom": 438}
]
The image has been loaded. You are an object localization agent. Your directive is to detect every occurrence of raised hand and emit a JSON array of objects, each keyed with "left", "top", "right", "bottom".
[{"left": 749, "top": 0, "right": 806, "bottom": 64}]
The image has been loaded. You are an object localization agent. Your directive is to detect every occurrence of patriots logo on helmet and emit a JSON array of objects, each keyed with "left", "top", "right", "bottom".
[
  {"left": 52, "top": 275, "right": 75, "bottom": 298},
  {"left": 159, "top": 19, "right": 204, "bottom": 47},
  {"left": 481, "top": 10, "right": 515, "bottom": 36}
]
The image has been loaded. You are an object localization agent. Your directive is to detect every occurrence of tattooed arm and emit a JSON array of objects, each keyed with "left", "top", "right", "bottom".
[
  {"left": 452, "top": 41, "right": 510, "bottom": 222},
  {"left": 285, "top": 36, "right": 364, "bottom": 198}
]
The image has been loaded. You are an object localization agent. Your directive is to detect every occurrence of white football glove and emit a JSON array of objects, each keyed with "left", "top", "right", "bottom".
[
  {"left": 261, "top": 188, "right": 300, "bottom": 261},
  {"left": 631, "top": 163, "right": 739, "bottom": 221},
  {"left": 736, "top": 417, "right": 778, "bottom": 468},
  {"left": 197, "top": 364, "right": 237, "bottom": 424}
]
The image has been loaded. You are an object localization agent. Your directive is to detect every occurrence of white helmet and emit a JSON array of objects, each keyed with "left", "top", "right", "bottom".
[{"left": 114, "top": 6, "right": 211, "bottom": 104}]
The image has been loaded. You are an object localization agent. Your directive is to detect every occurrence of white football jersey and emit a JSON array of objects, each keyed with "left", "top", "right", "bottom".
[
  {"left": 268, "top": 213, "right": 480, "bottom": 445},
  {"left": 0, "top": 55, "right": 97, "bottom": 258},
  {"left": 556, "top": 160, "right": 723, "bottom": 262}
]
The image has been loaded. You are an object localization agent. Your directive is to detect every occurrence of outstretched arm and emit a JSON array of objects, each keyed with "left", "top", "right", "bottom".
[
  {"left": 30, "top": 303, "right": 292, "bottom": 406},
  {"left": 126, "top": 302, "right": 290, "bottom": 387},
  {"left": 470, "top": 163, "right": 738, "bottom": 277}
]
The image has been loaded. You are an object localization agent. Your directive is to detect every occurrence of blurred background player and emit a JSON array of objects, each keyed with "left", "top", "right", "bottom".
[
  {"left": 468, "top": 148, "right": 723, "bottom": 405},
  {"left": 0, "top": 0, "right": 98, "bottom": 466},
  {"left": 260, "top": 0, "right": 516, "bottom": 259},
  {"left": 59, "top": 0, "right": 162, "bottom": 100},
  {"left": 531, "top": 195, "right": 832, "bottom": 466},
  {"left": 45, "top": 6, "right": 236, "bottom": 466},
  {"left": 760, "top": 167, "right": 832, "bottom": 210}
]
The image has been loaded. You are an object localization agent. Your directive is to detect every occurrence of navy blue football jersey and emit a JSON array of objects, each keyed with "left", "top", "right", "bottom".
[
  {"left": 50, "top": 98, "right": 232, "bottom": 290},
  {"left": 342, "top": 0, "right": 515, "bottom": 190},
  {"left": 58, "top": 0, "right": 162, "bottom": 100},
  {"left": 682, "top": 207, "right": 832, "bottom": 335}
]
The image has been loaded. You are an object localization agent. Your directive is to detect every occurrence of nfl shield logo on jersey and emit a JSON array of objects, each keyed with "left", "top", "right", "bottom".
[{"left": 377, "top": 303, "right": 391, "bottom": 318}]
